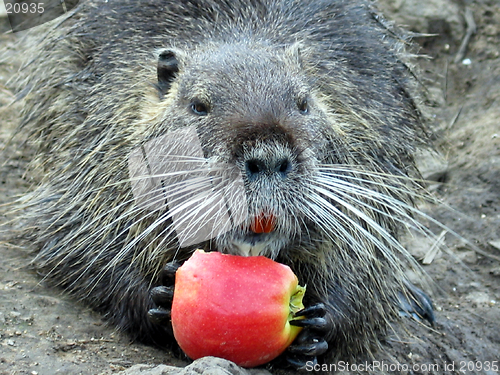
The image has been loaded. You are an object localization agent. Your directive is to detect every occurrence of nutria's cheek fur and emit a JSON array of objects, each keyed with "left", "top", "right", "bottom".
[{"left": 10, "top": 0, "right": 433, "bottom": 365}]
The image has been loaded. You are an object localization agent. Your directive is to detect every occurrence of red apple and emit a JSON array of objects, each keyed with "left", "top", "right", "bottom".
[{"left": 171, "top": 250, "right": 306, "bottom": 368}]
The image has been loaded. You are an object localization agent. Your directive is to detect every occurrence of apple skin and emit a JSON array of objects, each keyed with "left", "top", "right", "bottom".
[{"left": 171, "top": 250, "right": 305, "bottom": 368}]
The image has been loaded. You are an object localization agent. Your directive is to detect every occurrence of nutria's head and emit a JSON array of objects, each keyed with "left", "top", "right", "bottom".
[
  {"left": 128, "top": 38, "right": 421, "bottom": 274},
  {"left": 131, "top": 42, "right": 346, "bottom": 259}
]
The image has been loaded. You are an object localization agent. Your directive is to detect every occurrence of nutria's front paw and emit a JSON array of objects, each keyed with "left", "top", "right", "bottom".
[
  {"left": 285, "top": 303, "right": 331, "bottom": 370},
  {"left": 147, "top": 262, "right": 181, "bottom": 327}
]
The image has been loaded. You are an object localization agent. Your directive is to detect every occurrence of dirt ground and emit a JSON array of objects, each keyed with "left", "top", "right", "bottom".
[{"left": 0, "top": 0, "right": 499, "bottom": 374}]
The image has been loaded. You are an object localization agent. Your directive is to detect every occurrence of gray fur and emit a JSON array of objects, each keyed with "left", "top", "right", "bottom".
[{"left": 11, "top": 0, "right": 430, "bottom": 364}]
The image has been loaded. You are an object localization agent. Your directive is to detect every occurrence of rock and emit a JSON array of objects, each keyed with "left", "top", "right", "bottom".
[
  {"left": 402, "top": 232, "right": 444, "bottom": 263},
  {"left": 414, "top": 149, "right": 449, "bottom": 184},
  {"left": 378, "top": 0, "right": 464, "bottom": 41},
  {"left": 490, "top": 266, "right": 500, "bottom": 277},
  {"left": 114, "top": 357, "right": 272, "bottom": 375},
  {"left": 465, "top": 291, "right": 492, "bottom": 305},
  {"left": 488, "top": 240, "right": 500, "bottom": 251},
  {"left": 456, "top": 250, "right": 477, "bottom": 264}
]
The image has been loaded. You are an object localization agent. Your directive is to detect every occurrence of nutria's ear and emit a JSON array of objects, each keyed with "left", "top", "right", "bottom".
[
  {"left": 285, "top": 42, "right": 304, "bottom": 68},
  {"left": 156, "top": 48, "right": 184, "bottom": 97}
]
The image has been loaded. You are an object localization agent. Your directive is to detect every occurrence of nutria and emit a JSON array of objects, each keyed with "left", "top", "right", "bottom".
[{"left": 8, "top": 0, "right": 434, "bottom": 369}]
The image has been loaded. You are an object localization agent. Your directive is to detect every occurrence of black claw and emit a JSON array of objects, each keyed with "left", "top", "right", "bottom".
[
  {"left": 287, "top": 327, "right": 329, "bottom": 358},
  {"left": 147, "top": 262, "right": 183, "bottom": 331},
  {"left": 291, "top": 302, "right": 331, "bottom": 333},
  {"left": 160, "top": 262, "right": 182, "bottom": 285},
  {"left": 147, "top": 307, "right": 171, "bottom": 326},
  {"left": 290, "top": 317, "right": 328, "bottom": 331},
  {"left": 286, "top": 354, "right": 317, "bottom": 371},
  {"left": 151, "top": 285, "right": 174, "bottom": 307},
  {"left": 294, "top": 303, "right": 326, "bottom": 318},
  {"left": 288, "top": 339, "right": 328, "bottom": 356},
  {"left": 280, "top": 302, "right": 331, "bottom": 370}
]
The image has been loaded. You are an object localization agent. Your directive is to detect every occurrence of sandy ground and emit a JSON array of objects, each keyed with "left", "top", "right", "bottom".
[{"left": 0, "top": 0, "right": 499, "bottom": 374}]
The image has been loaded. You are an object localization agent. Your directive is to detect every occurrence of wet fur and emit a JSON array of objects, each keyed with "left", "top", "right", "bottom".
[{"left": 12, "top": 0, "right": 430, "bottom": 363}]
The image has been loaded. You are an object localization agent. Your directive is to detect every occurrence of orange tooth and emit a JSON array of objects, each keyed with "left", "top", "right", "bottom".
[{"left": 250, "top": 212, "right": 276, "bottom": 234}]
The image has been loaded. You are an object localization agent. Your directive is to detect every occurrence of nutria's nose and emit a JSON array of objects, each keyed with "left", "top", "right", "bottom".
[{"left": 245, "top": 157, "right": 292, "bottom": 181}]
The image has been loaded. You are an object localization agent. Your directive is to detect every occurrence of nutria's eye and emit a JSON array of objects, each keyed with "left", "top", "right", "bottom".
[
  {"left": 298, "top": 98, "right": 309, "bottom": 114},
  {"left": 190, "top": 101, "right": 208, "bottom": 116}
]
